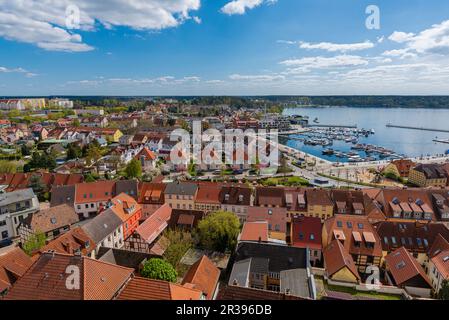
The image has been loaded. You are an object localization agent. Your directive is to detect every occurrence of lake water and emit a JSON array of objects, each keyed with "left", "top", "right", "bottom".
[{"left": 283, "top": 107, "right": 449, "bottom": 162}]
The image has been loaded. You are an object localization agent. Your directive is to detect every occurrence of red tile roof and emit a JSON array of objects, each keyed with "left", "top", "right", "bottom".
[
  {"left": 75, "top": 180, "right": 116, "bottom": 204},
  {"left": 239, "top": 221, "right": 269, "bottom": 242},
  {"left": 117, "top": 277, "right": 202, "bottom": 300},
  {"left": 195, "top": 185, "right": 221, "bottom": 204},
  {"left": 323, "top": 239, "right": 360, "bottom": 281},
  {"left": 109, "top": 193, "right": 142, "bottom": 223},
  {"left": 134, "top": 147, "right": 156, "bottom": 161},
  {"left": 4, "top": 252, "right": 133, "bottom": 300},
  {"left": 385, "top": 247, "right": 431, "bottom": 287},
  {"left": 0, "top": 246, "right": 33, "bottom": 293},
  {"left": 246, "top": 206, "right": 287, "bottom": 234},
  {"left": 135, "top": 204, "right": 172, "bottom": 244},
  {"left": 291, "top": 216, "right": 322, "bottom": 250},
  {"left": 40, "top": 227, "right": 95, "bottom": 256},
  {"left": 431, "top": 249, "right": 449, "bottom": 280},
  {"left": 182, "top": 255, "right": 220, "bottom": 300}
]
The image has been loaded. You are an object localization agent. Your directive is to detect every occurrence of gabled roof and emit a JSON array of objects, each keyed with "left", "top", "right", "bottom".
[
  {"left": 0, "top": 246, "right": 33, "bottom": 293},
  {"left": 182, "top": 255, "right": 220, "bottom": 300},
  {"left": 23, "top": 204, "right": 79, "bottom": 233},
  {"left": 135, "top": 204, "right": 172, "bottom": 244},
  {"left": 117, "top": 276, "right": 202, "bottom": 300},
  {"left": 431, "top": 249, "right": 449, "bottom": 280},
  {"left": 4, "top": 252, "right": 133, "bottom": 300},
  {"left": 306, "top": 188, "right": 333, "bottom": 207},
  {"left": 323, "top": 239, "right": 360, "bottom": 281},
  {"left": 81, "top": 209, "right": 123, "bottom": 244},
  {"left": 239, "top": 221, "right": 269, "bottom": 242},
  {"left": 428, "top": 233, "right": 449, "bottom": 259},
  {"left": 291, "top": 216, "right": 322, "bottom": 250},
  {"left": 75, "top": 180, "right": 116, "bottom": 204},
  {"left": 164, "top": 182, "right": 198, "bottom": 196},
  {"left": 50, "top": 185, "right": 76, "bottom": 207},
  {"left": 255, "top": 187, "right": 285, "bottom": 207},
  {"left": 134, "top": 147, "right": 156, "bottom": 161},
  {"left": 138, "top": 182, "right": 166, "bottom": 204},
  {"left": 40, "top": 227, "right": 95, "bottom": 256},
  {"left": 109, "top": 193, "right": 141, "bottom": 223},
  {"left": 219, "top": 185, "right": 251, "bottom": 206},
  {"left": 246, "top": 206, "right": 287, "bottom": 234},
  {"left": 195, "top": 185, "right": 221, "bottom": 204},
  {"left": 385, "top": 247, "right": 432, "bottom": 287}
]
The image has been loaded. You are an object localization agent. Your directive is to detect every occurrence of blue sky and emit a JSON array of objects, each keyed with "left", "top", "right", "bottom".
[{"left": 1, "top": 0, "right": 449, "bottom": 96}]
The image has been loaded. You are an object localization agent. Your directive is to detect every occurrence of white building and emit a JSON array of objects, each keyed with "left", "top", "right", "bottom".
[{"left": 0, "top": 189, "right": 40, "bottom": 240}]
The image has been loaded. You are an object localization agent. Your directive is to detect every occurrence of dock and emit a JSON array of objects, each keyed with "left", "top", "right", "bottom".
[
  {"left": 433, "top": 139, "right": 449, "bottom": 144},
  {"left": 307, "top": 124, "right": 357, "bottom": 128},
  {"left": 386, "top": 123, "right": 449, "bottom": 133}
]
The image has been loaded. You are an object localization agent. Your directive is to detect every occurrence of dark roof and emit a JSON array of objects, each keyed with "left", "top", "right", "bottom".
[
  {"left": 373, "top": 221, "right": 449, "bottom": 254},
  {"left": 255, "top": 187, "right": 285, "bottom": 207},
  {"left": 168, "top": 209, "right": 205, "bottom": 229},
  {"left": 50, "top": 185, "right": 76, "bottom": 207},
  {"left": 164, "top": 182, "right": 198, "bottom": 196},
  {"left": 81, "top": 209, "right": 123, "bottom": 243},
  {"left": 234, "top": 242, "right": 308, "bottom": 273},
  {"left": 219, "top": 185, "right": 252, "bottom": 206},
  {"left": 115, "top": 179, "right": 138, "bottom": 200},
  {"left": 414, "top": 164, "right": 447, "bottom": 179},
  {"left": 97, "top": 248, "right": 158, "bottom": 270},
  {"left": 22, "top": 204, "right": 79, "bottom": 233}
]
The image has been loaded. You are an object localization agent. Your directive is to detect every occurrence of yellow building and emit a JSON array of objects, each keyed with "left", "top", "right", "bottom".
[
  {"left": 164, "top": 182, "right": 198, "bottom": 211},
  {"left": 306, "top": 189, "right": 334, "bottom": 222},
  {"left": 409, "top": 164, "right": 447, "bottom": 187}
]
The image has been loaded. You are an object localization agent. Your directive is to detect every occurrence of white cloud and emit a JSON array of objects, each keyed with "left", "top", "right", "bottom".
[
  {"left": 221, "top": 0, "right": 274, "bottom": 15},
  {"left": 298, "top": 40, "right": 374, "bottom": 52},
  {"left": 193, "top": 16, "right": 202, "bottom": 24},
  {"left": 382, "top": 48, "right": 417, "bottom": 59},
  {"left": 0, "top": 0, "right": 201, "bottom": 52},
  {"left": 280, "top": 55, "right": 369, "bottom": 73},
  {"left": 229, "top": 74, "right": 284, "bottom": 81},
  {"left": 389, "top": 20, "right": 449, "bottom": 55}
]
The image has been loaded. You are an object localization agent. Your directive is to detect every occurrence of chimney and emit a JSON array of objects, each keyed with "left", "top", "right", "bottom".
[{"left": 258, "top": 236, "right": 262, "bottom": 243}]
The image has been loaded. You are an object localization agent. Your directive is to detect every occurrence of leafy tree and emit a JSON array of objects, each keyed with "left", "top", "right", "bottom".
[
  {"left": 125, "top": 158, "right": 142, "bottom": 179},
  {"left": 85, "top": 174, "right": 97, "bottom": 182},
  {"left": 197, "top": 211, "right": 240, "bottom": 252},
  {"left": 21, "top": 144, "right": 31, "bottom": 157},
  {"left": 140, "top": 258, "right": 177, "bottom": 282},
  {"left": 0, "top": 160, "right": 18, "bottom": 173},
  {"left": 23, "top": 232, "right": 46, "bottom": 256},
  {"left": 28, "top": 152, "right": 56, "bottom": 170},
  {"left": 73, "top": 119, "right": 81, "bottom": 127},
  {"left": 29, "top": 174, "right": 45, "bottom": 195},
  {"left": 438, "top": 280, "right": 449, "bottom": 300},
  {"left": 85, "top": 144, "right": 102, "bottom": 166},
  {"left": 66, "top": 143, "right": 82, "bottom": 160},
  {"left": 163, "top": 230, "right": 194, "bottom": 271}
]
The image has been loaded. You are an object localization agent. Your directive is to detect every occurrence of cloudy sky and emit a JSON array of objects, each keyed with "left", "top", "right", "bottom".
[{"left": 1, "top": 0, "right": 449, "bottom": 96}]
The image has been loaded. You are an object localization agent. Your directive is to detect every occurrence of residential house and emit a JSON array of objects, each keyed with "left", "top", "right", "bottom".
[
  {"left": 430, "top": 191, "right": 449, "bottom": 221},
  {"left": 374, "top": 189, "right": 435, "bottom": 221},
  {"left": 219, "top": 185, "right": 252, "bottom": 223},
  {"left": 323, "top": 239, "right": 361, "bottom": 284},
  {"left": 124, "top": 204, "right": 172, "bottom": 255},
  {"left": 119, "top": 134, "right": 134, "bottom": 146},
  {"left": 383, "top": 159, "right": 416, "bottom": 178},
  {"left": 194, "top": 184, "right": 222, "bottom": 213},
  {"left": 80, "top": 116, "right": 108, "bottom": 128},
  {"left": 109, "top": 193, "right": 142, "bottom": 239},
  {"left": 69, "top": 126, "right": 123, "bottom": 143},
  {"left": 323, "top": 215, "right": 383, "bottom": 274},
  {"left": 82, "top": 208, "right": 125, "bottom": 257},
  {"left": 384, "top": 246, "right": 432, "bottom": 297},
  {"left": 181, "top": 255, "right": 221, "bottom": 300},
  {"left": 238, "top": 221, "right": 269, "bottom": 243},
  {"left": 134, "top": 147, "right": 157, "bottom": 171},
  {"left": 168, "top": 209, "right": 205, "bottom": 231},
  {"left": 164, "top": 182, "right": 198, "bottom": 210},
  {"left": 228, "top": 242, "right": 315, "bottom": 299},
  {"left": 40, "top": 227, "right": 95, "bottom": 258},
  {"left": 0, "top": 189, "right": 39, "bottom": 240},
  {"left": 138, "top": 182, "right": 166, "bottom": 219},
  {"left": 117, "top": 277, "right": 202, "bottom": 300},
  {"left": 303, "top": 189, "right": 332, "bottom": 222},
  {"left": 291, "top": 216, "right": 322, "bottom": 266},
  {"left": 428, "top": 239, "right": 449, "bottom": 294},
  {"left": 3, "top": 252, "right": 133, "bottom": 300},
  {"left": 409, "top": 164, "right": 447, "bottom": 188},
  {"left": 18, "top": 204, "right": 79, "bottom": 244},
  {"left": 373, "top": 220, "right": 449, "bottom": 265},
  {"left": 254, "top": 187, "right": 285, "bottom": 208},
  {"left": 74, "top": 180, "right": 116, "bottom": 218},
  {"left": 50, "top": 185, "right": 75, "bottom": 207},
  {"left": 284, "top": 188, "right": 307, "bottom": 217},
  {"left": 0, "top": 246, "right": 33, "bottom": 296},
  {"left": 246, "top": 206, "right": 287, "bottom": 241}
]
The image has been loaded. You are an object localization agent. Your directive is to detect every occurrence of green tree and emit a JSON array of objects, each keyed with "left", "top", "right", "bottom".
[
  {"left": 140, "top": 258, "right": 177, "bottom": 282},
  {"left": 66, "top": 143, "right": 82, "bottom": 160},
  {"left": 29, "top": 174, "right": 45, "bottom": 195},
  {"left": 23, "top": 232, "right": 46, "bottom": 256},
  {"left": 163, "top": 229, "right": 194, "bottom": 271},
  {"left": 438, "top": 280, "right": 449, "bottom": 300},
  {"left": 125, "top": 158, "right": 142, "bottom": 179},
  {"left": 21, "top": 144, "right": 31, "bottom": 157},
  {"left": 197, "top": 211, "right": 240, "bottom": 252},
  {"left": 85, "top": 173, "right": 97, "bottom": 182},
  {"left": 0, "top": 160, "right": 17, "bottom": 173},
  {"left": 73, "top": 118, "right": 81, "bottom": 127}
]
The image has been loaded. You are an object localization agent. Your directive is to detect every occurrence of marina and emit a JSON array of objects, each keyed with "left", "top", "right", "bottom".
[{"left": 283, "top": 107, "right": 449, "bottom": 163}]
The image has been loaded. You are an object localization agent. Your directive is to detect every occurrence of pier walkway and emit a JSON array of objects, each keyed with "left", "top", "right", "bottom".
[{"left": 386, "top": 123, "right": 449, "bottom": 133}]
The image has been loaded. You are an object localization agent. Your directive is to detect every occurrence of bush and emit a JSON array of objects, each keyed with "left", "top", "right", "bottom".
[
  {"left": 140, "top": 258, "right": 177, "bottom": 282},
  {"left": 197, "top": 211, "right": 240, "bottom": 252}
]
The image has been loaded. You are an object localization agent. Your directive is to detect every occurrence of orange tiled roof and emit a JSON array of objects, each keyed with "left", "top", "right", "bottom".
[
  {"left": 0, "top": 246, "right": 33, "bottom": 293},
  {"left": 109, "top": 193, "right": 142, "bottom": 223},
  {"left": 239, "top": 221, "right": 269, "bottom": 242},
  {"left": 135, "top": 204, "right": 172, "bottom": 244},
  {"left": 75, "top": 180, "right": 116, "bottom": 204},
  {"left": 182, "top": 255, "right": 220, "bottom": 300},
  {"left": 385, "top": 247, "right": 431, "bottom": 287}
]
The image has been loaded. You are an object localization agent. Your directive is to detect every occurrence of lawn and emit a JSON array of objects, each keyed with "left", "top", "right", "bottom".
[
  {"left": 260, "top": 176, "right": 310, "bottom": 187},
  {"left": 326, "top": 283, "right": 402, "bottom": 300}
]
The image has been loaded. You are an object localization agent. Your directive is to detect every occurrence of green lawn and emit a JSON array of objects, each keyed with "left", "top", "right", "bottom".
[
  {"left": 326, "top": 283, "right": 402, "bottom": 300},
  {"left": 260, "top": 176, "right": 310, "bottom": 187}
]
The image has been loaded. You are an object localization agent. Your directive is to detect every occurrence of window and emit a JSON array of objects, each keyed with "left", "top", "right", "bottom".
[
  {"left": 337, "top": 221, "right": 343, "bottom": 228},
  {"left": 1, "top": 231, "right": 8, "bottom": 239},
  {"left": 346, "top": 221, "right": 352, "bottom": 228},
  {"left": 0, "top": 220, "right": 6, "bottom": 226}
]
